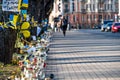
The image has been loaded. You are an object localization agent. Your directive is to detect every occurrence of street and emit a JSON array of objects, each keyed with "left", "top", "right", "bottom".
[
  {"left": 45, "top": 29, "right": 120, "bottom": 80},
  {"left": 1, "top": 0, "right": 120, "bottom": 80}
]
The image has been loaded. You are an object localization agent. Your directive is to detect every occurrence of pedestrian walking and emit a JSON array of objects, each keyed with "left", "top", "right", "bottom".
[{"left": 61, "top": 17, "right": 68, "bottom": 37}]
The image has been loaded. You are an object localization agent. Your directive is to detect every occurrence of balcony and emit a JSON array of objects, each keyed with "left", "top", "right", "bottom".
[
  {"left": 80, "top": 0, "right": 87, "bottom": 3},
  {"left": 81, "top": 9, "right": 86, "bottom": 14}
]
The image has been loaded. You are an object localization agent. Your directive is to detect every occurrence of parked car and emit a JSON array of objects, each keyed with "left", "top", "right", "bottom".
[
  {"left": 104, "top": 22, "right": 113, "bottom": 32},
  {"left": 93, "top": 24, "right": 101, "bottom": 29},
  {"left": 111, "top": 22, "right": 120, "bottom": 33},
  {"left": 101, "top": 20, "right": 114, "bottom": 32}
]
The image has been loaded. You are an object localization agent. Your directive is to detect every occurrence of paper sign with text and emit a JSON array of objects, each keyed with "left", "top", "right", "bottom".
[{"left": 2, "top": 0, "right": 19, "bottom": 12}]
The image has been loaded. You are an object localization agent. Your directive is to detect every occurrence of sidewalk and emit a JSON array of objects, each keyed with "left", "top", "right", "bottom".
[{"left": 45, "top": 30, "right": 120, "bottom": 80}]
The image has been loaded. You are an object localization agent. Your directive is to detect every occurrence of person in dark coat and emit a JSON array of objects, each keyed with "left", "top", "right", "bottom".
[{"left": 61, "top": 17, "right": 67, "bottom": 37}]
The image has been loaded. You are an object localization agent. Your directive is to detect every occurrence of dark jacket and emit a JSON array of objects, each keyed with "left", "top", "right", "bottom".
[{"left": 62, "top": 19, "right": 67, "bottom": 31}]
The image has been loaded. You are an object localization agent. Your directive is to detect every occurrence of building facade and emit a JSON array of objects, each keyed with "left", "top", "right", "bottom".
[
  {"left": 61, "top": 0, "right": 118, "bottom": 28},
  {"left": 118, "top": 0, "right": 120, "bottom": 21},
  {"left": 49, "top": 0, "right": 63, "bottom": 28}
]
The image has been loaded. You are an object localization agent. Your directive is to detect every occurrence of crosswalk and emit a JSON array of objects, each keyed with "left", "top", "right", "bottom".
[{"left": 45, "top": 30, "right": 120, "bottom": 80}]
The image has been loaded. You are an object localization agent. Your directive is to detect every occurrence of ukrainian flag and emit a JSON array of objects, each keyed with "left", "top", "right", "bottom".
[
  {"left": 22, "top": 0, "right": 29, "bottom": 8},
  {"left": 13, "top": 15, "right": 19, "bottom": 26},
  {"left": 9, "top": 15, "right": 18, "bottom": 25},
  {"left": 9, "top": 14, "right": 18, "bottom": 29}
]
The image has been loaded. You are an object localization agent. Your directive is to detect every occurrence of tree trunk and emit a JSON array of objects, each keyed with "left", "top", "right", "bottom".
[{"left": 0, "top": 29, "right": 17, "bottom": 64}]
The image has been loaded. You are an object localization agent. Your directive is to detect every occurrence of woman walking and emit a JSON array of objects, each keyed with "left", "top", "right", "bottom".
[{"left": 61, "top": 17, "right": 67, "bottom": 37}]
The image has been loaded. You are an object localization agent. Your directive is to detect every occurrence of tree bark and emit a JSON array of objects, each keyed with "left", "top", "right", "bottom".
[{"left": 0, "top": 29, "right": 17, "bottom": 64}]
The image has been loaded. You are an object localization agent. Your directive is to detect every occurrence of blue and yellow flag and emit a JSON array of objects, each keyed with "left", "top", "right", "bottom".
[
  {"left": 13, "top": 15, "right": 19, "bottom": 26},
  {"left": 9, "top": 14, "right": 18, "bottom": 27},
  {"left": 22, "top": 0, "right": 28, "bottom": 8}
]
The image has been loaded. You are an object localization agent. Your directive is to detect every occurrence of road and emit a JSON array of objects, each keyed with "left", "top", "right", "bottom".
[{"left": 45, "top": 29, "right": 120, "bottom": 80}]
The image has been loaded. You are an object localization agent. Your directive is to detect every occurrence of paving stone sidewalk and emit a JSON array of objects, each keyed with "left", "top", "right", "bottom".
[{"left": 45, "top": 30, "right": 120, "bottom": 80}]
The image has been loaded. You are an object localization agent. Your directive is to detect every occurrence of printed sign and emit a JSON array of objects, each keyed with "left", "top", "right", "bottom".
[{"left": 2, "top": 0, "right": 19, "bottom": 12}]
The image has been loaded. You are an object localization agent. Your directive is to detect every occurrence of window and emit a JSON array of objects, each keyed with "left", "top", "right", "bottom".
[
  {"left": 98, "top": 4, "right": 100, "bottom": 10},
  {"left": 0, "top": 0, "right": 2, "bottom": 3},
  {"left": 65, "top": 4, "right": 68, "bottom": 9},
  {"left": 90, "top": 4, "right": 91, "bottom": 11},
  {"left": 72, "top": 3, "right": 75, "bottom": 11},
  {"left": 94, "top": 15, "right": 96, "bottom": 20},
  {"left": 73, "top": 15, "right": 76, "bottom": 22},
  {"left": 104, "top": 15, "right": 106, "bottom": 20},
  {"left": 105, "top": 4, "right": 106, "bottom": 10},
  {"left": 64, "top": 4, "right": 69, "bottom": 13},
  {"left": 111, "top": 4, "right": 112, "bottom": 10},
  {"left": 108, "top": 4, "right": 111, "bottom": 10},
  {"left": 107, "top": 4, "right": 109, "bottom": 10},
  {"left": 90, "top": 15, "right": 92, "bottom": 21},
  {"left": 82, "top": 15, "right": 84, "bottom": 22},
  {"left": 108, "top": 15, "right": 110, "bottom": 19},
  {"left": 86, "top": 4, "right": 88, "bottom": 9},
  {"left": 111, "top": 14, "right": 114, "bottom": 19},
  {"left": 87, "top": 15, "right": 89, "bottom": 20},
  {"left": 93, "top": 4, "right": 95, "bottom": 11}
]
